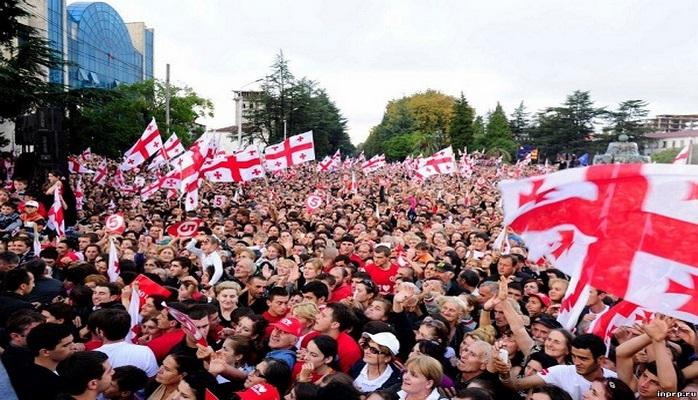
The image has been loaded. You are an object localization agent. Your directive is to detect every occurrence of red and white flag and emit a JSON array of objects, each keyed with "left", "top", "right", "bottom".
[
  {"left": 492, "top": 226, "right": 511, "bottom": 254},
  {"left": 105, "top": 213, "right": 126, "bottom": 235},
  {"left": 305, "top": 194, "right": 323, "bottom": 214},
  {"left": 361, "top": 154, "right": 386, "bottom": 173},
  {"left": 47, "top": 189, "right": 64, "bottom": 237},
  {"left": 179, "top": 133, "right": 217, "bottom": 211},
  {"left": 126, "top": 286, "right": 141, "bottom": 343},
  {"left": 500, "top": 164, "right": 698, "bottom": 324},
  {"left": 351, "top": 171, "right": 358, "bottom": 194},
  {"left": 148, "top": 132, "right": 186, "bottom": 170},
  {"left": 460, "top": 154, "right": 474, "bottom": 178},
  {"left": 588, "top": 300, "right": 652, "bottom": 354},
  {"left": 415, "top": 147, "right": 456, "bottom": 179},
  {"left": 162, "top": 302, "right": 208, "bottom": 346},
  {"left": 674, "top": 145, "right": 690, "bottom": 165},
  {"left": 74, "top": 177, "right": 84, "bottom": 211},
  {"left": 263, "top": 131, "right": 315, "bottom": 172},
  {"left": 107, "top": 238, "right": 120, "bottom": 283},
  {"left": 203, "top": 145, "right": 265, "bottom": 183},
  {"left": 330, "top": 150, "right": 342, "bottom": 170},
  {"left": 119, "top": 118, "right": 163, "bottom": 171},
  {"left": 93, "top": 159, "right": 108, "bottom": 185},
  {"left": 556, "top": 276, "right": 591, "bottom": 332},
  {"left": 68, "top": 157, "right": 94, "bottom": 174}
]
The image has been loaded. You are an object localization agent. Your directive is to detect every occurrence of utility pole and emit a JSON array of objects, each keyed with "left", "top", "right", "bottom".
[{"left": 165, "top": 63, "right": 171, "bottom": 135}]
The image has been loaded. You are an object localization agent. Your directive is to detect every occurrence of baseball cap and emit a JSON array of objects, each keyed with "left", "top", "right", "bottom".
[
  {"left": 362, "top": 332, "right": 400, "bottom": 356},
  {"left": 532, "top": 314, "right": 562, "bottom": 330},
  {"left": 236, "top": 383, "right": 280, "bottom": 400},
  {"left": 434, "top": 261, "right": 454, "bottom": 272},
  {"left": 528, "top": 293, "right": 551, "bottom": 308},
  {"left": 25, "top": 201, "right": 39, "bottom": 208},
  {"left": 270, "top": 317, "right": 303, "bottom": 337}
]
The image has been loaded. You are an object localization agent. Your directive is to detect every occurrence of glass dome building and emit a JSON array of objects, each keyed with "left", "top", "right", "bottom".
[{"left": 43, "top": 1, "right": 154, "bottom": 89}]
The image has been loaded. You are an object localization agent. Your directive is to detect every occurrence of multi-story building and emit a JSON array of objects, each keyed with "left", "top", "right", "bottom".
[
  {"left": 647, "top": 114, "right": 698, "bottom": 133},
  {"left": 644, "top": 129, "right": 698, "bottom": 155},
  {"left": 27, "top": 0, "right": 154, "bottom": 89}
]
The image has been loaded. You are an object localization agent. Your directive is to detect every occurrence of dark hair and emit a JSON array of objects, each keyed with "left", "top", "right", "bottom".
[
  {"left": 310, "top": 335, "right": 339, "bottom": 369},
  {"left": 592, "top": 377, "right": 635, "bottom": 400},
  {"left": 23, "top": 259, "right": 47, "bottom": 278},
  {"left": 317, "top": 378, "right": 361, "bottom": 400},
  {"left": 301, "top": 280, "right": 329, "bottom": 301},
  {"left": 267, "top": 286, "right": 290, "bottom": 301},
  {"left": 0, "top": 251, "right": 20, "bottom": 266},
  {"left": 527, "top": 350, "right": 559, "bottom": 370},
  {"left": 167, "top": 353, "right": 201, "bottom": 375},
  {"left": 5, "top": 268, "right": 32, "bottom": 292},
  {"left": 571, "top": 334, "right": 606, "bottom": 359},
  {"left": 90, "top": 309, "right": 131, "bottom": 341},
  {"left": 181, "top": 370, "right": 218, "bottom": 400},
  {"left": 56, "top": 351, "right": 109, "bottom": 395},
  {"left": 459, "top": 269, "right": 481, "bottom": 288},
  {"left": 261, "top": 358, "right": 292, "bottom": 396},
  {"left": 26, "top": 322, "right": 73, "bottom": 356},
  {"left": 454, "top": 387, "right": 493, "bottom": 400},
  {"left": 112, "top": 366, "right": 148, "bottom": 395},
  {"left": 95, "top": 282, "right": 121, "bottom": 297},
  {"left": 293, "top": 382, "right": 320, "bottom": 400},
  {"left": 414, "top": 339, "right": 447, "bottom": 361},
  {"left": 186, "top": 303, "right": 213, "bottom": 321},
  {"left": 498, "top": 254, "right": 518, "bottom": 268},
  {"left": 531, "top": 384, "right": 573, "bottom": 400},
  {"left": 39, "top": 302, "right": 75, "bottom": 324},
  {"left": 6, "top": 309, "right": 45, "bottom": 334},
  {"left": 239, "top": 313, "right": 268, "bottom": 340},
  {"left": 39, "top": 247, "right": 59, "bottom": 260},
  {"left": 645, "top": 361, "right": 686, "bottom": 392},
  {"left": 326, "top": 303, "right": 356, "bottom": 332},
  {"left": 172, "top": 256, "right": 192, "bottom": 271}
]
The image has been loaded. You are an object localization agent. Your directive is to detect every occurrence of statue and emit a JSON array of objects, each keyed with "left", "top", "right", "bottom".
[{"left": 592, "top": 134, "right": 650, "bottom": 164}]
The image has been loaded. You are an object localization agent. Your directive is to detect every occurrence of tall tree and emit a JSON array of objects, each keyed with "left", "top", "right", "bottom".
[
  {"left": 602, "top": 99, "right": 651, "bottom": 149},
  {"left": 448, "top": 92, "right": 475, "bottom": 155},
  {"left": 471, "top": 115, "right": 486, "bottom": 151},
  {"left": 509, "top": 101, "right": 530, "bottom": 143},
  {"left": 483, "top": 103, "right": 517, "bottom": 156},
  {"left": 0, "top": 0, "right": 63, "bottom": 121},
  {"left": 64, "top": 80, "right": 213, "bottom": 158},
  {"left": 247, "top": 53, "right": 354, "bottom": 157}
]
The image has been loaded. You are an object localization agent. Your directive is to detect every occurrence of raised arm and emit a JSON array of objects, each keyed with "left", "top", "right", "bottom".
[
  {"left": 644, "top": 315, "right": 678, "bottom": 393},
  {"left": 497, "top": 276, "right": 535, "bottom": 356}
]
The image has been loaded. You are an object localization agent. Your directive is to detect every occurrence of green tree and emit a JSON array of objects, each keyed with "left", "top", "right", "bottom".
[
  {"left": 529, "top": 90, "right": 603, "bottom": 160},
  {"left": 247, "top": 53, "right": 354, "bottom": 157},
  {"left": 651, "top": 148, "right": 681, "bottom": 164},
  {"left": 471, "top": 115, "right": 486, "bottom": 152},
  {"left": 363, "top": 90, "right": 455, "bottom": 156},
  {"left": 383, "top": 133, "right": 422, "bottom": 160},
  {"left": 64, "top": 80, "right": 213, "bottom": 158},
  {"left": 0, "top": 0, "right": 63, "bottom": 122},
  {"left": 448, "top": 92, "right": 475, "bottom": 156},
  {"left": 510, "top": 101, "right": 530, "bottom": 143},
  {"left": 482, "top": 103, "right": 517, "bottom": 156},
  {"left": 600, "top": 99, "right": 651, "bottom": 150}
]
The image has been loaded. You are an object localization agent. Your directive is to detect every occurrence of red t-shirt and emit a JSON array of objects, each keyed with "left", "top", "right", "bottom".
[
  {"left": 301, "top": 331, "right": 361, "bottom": 373},
  {"left": 146, "top": 330, "right": 186, "bottom": 362},
  {"left": 329, "top": 283, "right": 352, "bottom": 303},
  {"left": 362, "top": 262, "right": 399, "bottom": 295},
  {"left": 262, "top": 311, "right": 286, "bottom": 338}
]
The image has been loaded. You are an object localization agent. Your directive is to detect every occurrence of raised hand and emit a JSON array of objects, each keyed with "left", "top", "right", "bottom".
[{"left": 643, "top": 314, "right": 674, "bottom": 342}]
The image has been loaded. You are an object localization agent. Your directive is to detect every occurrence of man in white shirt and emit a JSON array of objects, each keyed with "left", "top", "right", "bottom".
[
  {"left": 92, "top": 308, "right": 158, "bottom": 377},
  {"left": 186, "top": 234, "right": 223, "bottom": 285},
  {"left": 497, "top": 334, "right": 616, "bottom": 400}
]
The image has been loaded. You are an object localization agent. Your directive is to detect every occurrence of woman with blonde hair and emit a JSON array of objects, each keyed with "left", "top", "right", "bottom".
[
  {"left": 398, "top": 355, "right": 446, "bottom": 400},
  {"left": 215, "top": 281, "right": 241, "bottom": 330},
  {"left": 436, "top": 295, "right": 475, "bottom": 349},
  {"left": 157, "top": 246, "right": 177, "bottom": 265},
  {"left": 291, "top": 302, "right": 319, "bottom": 346}
]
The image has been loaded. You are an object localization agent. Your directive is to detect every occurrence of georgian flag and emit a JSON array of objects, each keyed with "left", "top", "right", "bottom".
[
  {"left": 263, "top": 131, "right": 315, "bottom": 172},
  {"left": 148, "top": 132, "right": 186, "bottom": 170},
  {"left": 500, "top": 164, "right": 698, "bottom": 324},
  {"left": 74, "top": 177, "right": 84, "bottom": 211},
  {"left": 119, "top": 118, "right": 163, "bottom": 171},
  {"left": 673, "top": 144, "right": 690, "bottom": 165},
  {"left": 203, "top": 145, "right": 265, "bottom": 183},
  {"left": 93, "top": 159, "right": 108, "bottom": 185},
  {"left": 361, "top": 154, "right": 386, "bottom": 173},
  {"left": 179, "top": 132, "right": 217, "bottom": 211},
  {"left": 68, "top": 157, "right": 94, "bottom": 174},
  {"left": 47, "top": 189, "right": 65, "bottom": 238},
  {"left": 415, "top": 147, "right": 456, "bottom": 179}
]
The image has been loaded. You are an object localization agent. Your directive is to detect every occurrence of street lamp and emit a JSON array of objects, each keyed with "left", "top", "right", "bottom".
[
  {"left": 234, "top": 78, "right": 263, "bottom": 147},
  {"left": 283, "top": 107, "right": 300, "bottom": 140}
]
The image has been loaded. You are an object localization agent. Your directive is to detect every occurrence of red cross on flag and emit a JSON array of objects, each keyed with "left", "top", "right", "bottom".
[
  {"left": 361, "top": 154, "right": 386, "bottom": 173},
  {"left": 119, "top": 118, "right": 163, "bottom": 171},
  {"left": 263, "top": 131, "right": 315, "bottom": 172},
  {"left": 203, "top": 145, "right": 265, "bottom": 183},
  {"left": 93, "top": 159, "right": 108, "bottom": 185},
  {"left": 179, "top": 132, "right": 217, "bottom": 211},
  {"left": 674, "top": 144, "right": 690, "bottom": 165},
  {"left": 47, "top": 189, "right": 65, "bottom": 237},
  {"left": 415, "top": 147, "right": 456, "bottom": 179},
  {"left": 162, "top": 302, "right": 208, "bottom": 346},
  {"left": 500, "top": 164, "right": 698, "bottom": 324},
  {"left": 67, "top": 157, "right": 94, "bottom": 174},
  {"left": 588, "top": 300, "right": 652, "bottom": 354},
  {"left": 148, "top": 132, "right": 186, "bottom": 170},
  {"left": 317, "top": 155, "right": 333, "bottom": 172}
]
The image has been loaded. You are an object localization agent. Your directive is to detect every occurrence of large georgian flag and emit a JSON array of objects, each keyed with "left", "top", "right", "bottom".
[
  {"left": 203, "top": 145, "right": 265, "bottom": 183},
  {"left": 264, "top": 131, "right": 315, "bottom": 172},
  {"left": 499, "top": 164, "right": 698, "bottom": 324},
  {"left": 119, "top": 118, "right": 163, "bottom": 171}
]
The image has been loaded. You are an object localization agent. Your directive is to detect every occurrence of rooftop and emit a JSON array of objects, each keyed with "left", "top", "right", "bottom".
[{"left": 645, "top": 129, "right": 698, "bottom": 139}]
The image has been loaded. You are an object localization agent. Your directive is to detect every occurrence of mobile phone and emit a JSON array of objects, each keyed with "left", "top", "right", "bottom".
[{"left": 499, "top": 349, "right": 509, "bottom": 363}]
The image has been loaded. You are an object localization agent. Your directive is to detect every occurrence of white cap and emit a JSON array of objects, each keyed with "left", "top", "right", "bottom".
[
  {"left": 362, "top": 332, "right": 400, "bottom": 356},
  {"left": 25, "top": 200, "right": 39, "bottom": 208}
]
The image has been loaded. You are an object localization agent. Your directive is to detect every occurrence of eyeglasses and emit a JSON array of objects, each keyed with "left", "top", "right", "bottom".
[{"left": 361, "top": 342, "right": 387, "bottom": 356}]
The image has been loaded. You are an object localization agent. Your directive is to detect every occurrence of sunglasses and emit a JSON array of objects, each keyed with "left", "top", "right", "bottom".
[{"left": 361, "top": 342, "right": 387, "bottom": 356}]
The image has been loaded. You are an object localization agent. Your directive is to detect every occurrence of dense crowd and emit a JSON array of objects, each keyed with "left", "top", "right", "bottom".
[{"left": 0, "top": 152, "right": 694, "bottom": 400}]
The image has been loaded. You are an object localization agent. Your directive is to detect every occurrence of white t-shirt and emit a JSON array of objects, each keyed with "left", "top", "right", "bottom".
[
  {"left": 353, "top": 364, "right": 395, "bottom": 393},
  {"left": 538, "top": 365, "right": 617, "bottom": 400},
  {"left": 96, "top": 341, "right": 159, "bottom": 377}
]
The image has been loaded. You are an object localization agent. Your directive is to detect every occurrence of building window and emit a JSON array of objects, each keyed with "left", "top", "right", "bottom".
[{"left": 672, "top": 140, "right": 676, "bottom": 148}]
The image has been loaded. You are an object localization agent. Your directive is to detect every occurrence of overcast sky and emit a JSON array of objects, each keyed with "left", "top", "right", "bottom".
[{"left": 102, "top": 0, "right": 698, "bottom": 145}]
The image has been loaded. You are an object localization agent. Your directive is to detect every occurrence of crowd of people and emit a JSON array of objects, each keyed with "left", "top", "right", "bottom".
[{"left": 0, "top": 151, "right": 694, "bottom": 400}]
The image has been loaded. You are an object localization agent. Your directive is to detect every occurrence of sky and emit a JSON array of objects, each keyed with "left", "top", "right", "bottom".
[{"left": 102, "top": 0, "right": 698, "bottom": 145}]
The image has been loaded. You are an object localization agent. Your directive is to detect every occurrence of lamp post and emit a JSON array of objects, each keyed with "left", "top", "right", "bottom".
[
  {"left": 234, "top": 78, "right": 263, "bottom": 147},
  {"left": 283, "top": 107, "right": 300, "bottom": 140}
]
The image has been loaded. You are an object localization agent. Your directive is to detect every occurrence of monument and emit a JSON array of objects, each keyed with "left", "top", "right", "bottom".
[{"left": 592, "top": 134, "right": 651, "bottom": 164}]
